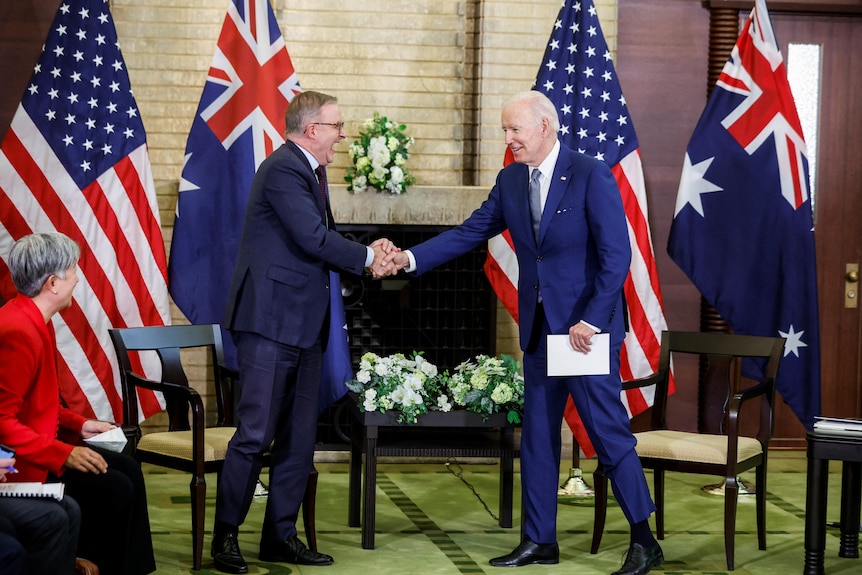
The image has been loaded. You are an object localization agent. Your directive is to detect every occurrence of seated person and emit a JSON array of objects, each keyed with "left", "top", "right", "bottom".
[
  {"left": 0, "top": 456, "right": 80, "bottom": 575},
  {"left": 0, "top": 232, "right": 156, "bottom": 575}
]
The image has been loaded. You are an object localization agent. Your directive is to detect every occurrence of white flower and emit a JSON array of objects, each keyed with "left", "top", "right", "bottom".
[
  {"left": 346, "top": 112, "right": 415, "bottom": 194},
  {"left": 437, "top": 394, "right": 452, "bottom": 412},
  {"left": 352, "top": 175, "right": 367, "bottom": 193},
  {"left": 389, "top": 166, "right": 404, "bottom": 185},
  {"left": 357, "top": 370, "right": 371, "bottom": 384},
  {"left": 418, "top": 358, "right": 437, "bottom": 378}
]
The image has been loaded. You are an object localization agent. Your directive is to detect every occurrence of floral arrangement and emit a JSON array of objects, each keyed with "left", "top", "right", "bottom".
[
  {"left": 445, "top": 354, "right": 525, "bottom": 424},
  {"left": 345, "top": 112, "right": 416, "bottom": 194},
  {"left": 346, "top": 351, "right": 524, "bottom": 424}
]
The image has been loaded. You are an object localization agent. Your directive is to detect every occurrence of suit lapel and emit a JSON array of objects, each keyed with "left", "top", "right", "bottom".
[{"left": 538, "top": 151, "right": 573, "bottom": 243}]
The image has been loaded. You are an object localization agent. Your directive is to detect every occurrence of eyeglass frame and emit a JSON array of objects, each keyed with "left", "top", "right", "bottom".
[{"left": 308, "top": 122, "right": 345, "bottom": 132}]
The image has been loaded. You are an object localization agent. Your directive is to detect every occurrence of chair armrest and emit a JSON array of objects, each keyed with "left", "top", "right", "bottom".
[
  {"left": 127, "top": 372, "right": 200, "bottom": 400},
  {"left": 727, "top": 378, "right": 777, "bottom": 448},
  {"left": 732, "top": 379, "right": 774, "bottom": 403},
  {"left": 621, "top": 371, "right": 665, "bottom": 391},
  {"left": 125, "top": 372, "right": 206, "bottom": 428}
]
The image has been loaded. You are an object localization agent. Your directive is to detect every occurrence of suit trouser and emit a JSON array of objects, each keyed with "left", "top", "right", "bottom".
[
  {"left": 521, "top": 307, "right": 655, "bottom": 544},
  {"left": 0, "top": 495, "right": 80, "bottom": 575},
  {"left": 215, "top": 330, "right": 321, "bottom": 542}
]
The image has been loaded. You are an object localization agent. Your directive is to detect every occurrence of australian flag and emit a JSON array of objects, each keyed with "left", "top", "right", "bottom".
[
  {"left": 168, "top": 0, "right": 353, "bottom": 409},
  {"left": 667, "top": 0, "right": 821, "bottom": 428}
]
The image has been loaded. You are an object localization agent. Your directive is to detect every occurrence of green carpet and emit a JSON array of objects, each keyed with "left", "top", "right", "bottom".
[{"left": 144, "top": 452, "right": 860, "bottom": 574}]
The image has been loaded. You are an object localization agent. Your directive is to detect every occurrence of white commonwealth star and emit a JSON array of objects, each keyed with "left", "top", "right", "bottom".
[
  {"left": 674, "top": 153, "right": 723, "bottom": 217},
  {"left": 778, "top": 325, "right": 807, "bottom": 358},
  {"left": 176, "top": 153, "right": 201, "bottom": 217}
]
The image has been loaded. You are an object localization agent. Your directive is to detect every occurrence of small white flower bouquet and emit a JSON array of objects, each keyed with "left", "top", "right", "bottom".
[
  {"left": 445, "top": 354, "right": 525, "bottom": 424},
  {"left": 345, "top": 112, "right": 416, "bottom": 194},
  {"left": 346, "top": 351, "right": 524, "bottom": 424}
]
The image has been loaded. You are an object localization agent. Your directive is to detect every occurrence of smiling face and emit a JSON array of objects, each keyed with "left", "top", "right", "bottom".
[
  {"left": 501, "top": 99, "right": 556, "bottom": 167},
  {"left": 306, "top": 102, "right": 346, "bottom": 166}
]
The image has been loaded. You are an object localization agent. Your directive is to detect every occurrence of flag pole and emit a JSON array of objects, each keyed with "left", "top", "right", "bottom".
[{"left": 558, "top": 435, "right": 594, "bottom": 497}]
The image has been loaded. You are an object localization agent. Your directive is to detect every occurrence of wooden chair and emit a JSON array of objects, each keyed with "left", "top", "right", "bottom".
[
  {"left": 109, "top": 324, "right": 317, "bottom": 570},
  {"left": 590, "top": 330, "right": 785, "bottom": 570}
]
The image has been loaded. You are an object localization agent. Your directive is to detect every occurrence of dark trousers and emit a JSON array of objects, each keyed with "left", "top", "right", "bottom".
[
  {"left": 0, "top": 495, "right": 79, "bottom": 575},
  {"left": 520, "top": 305, "right": 656, "bottom": 544},
  {"left": 60, "top": 448, "right": 155, "bottom": 575},
  {"left": 215, "top": 330, "right": 321, "bottom": 543}
]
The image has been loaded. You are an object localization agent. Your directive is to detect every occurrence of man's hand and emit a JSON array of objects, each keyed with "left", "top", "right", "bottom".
[
  {"left": 80, "top": 419, "right": 116, "bottom": 439},
  {"left": 370, "top": 237, "right": 396, "bottom": 254},
  {"left": 368, "top": 238, "right": 401, "bottom": 278},
  {"left": 383, "top": 251, "right": 410, "bottom": 272},
  {"left": 65, "top": 446, "right": 108, "bottom": 474},
  {"left": 568, "top": 321, "right": 598, "bottom": 354}
]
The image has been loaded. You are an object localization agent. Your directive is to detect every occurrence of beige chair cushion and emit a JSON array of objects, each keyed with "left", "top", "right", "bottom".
[
  {"left": 634, "top": 429, "right": 763, "bottom": 465},
  {"left": 138, "top": 426, "right": 236, "bottom": 461}
]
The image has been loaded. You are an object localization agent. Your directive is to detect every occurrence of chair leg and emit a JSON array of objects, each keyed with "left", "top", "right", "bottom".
[
  {"left": 191, "top": 474, "right": 206, "bottom": 571},
  {"left": 756, "top": 464, "right": 767, "bottom": 550},
  {"left": 724, "top": 475, "right": 739, "bottom": 571},
  {"left": 302, "top": 467, "right": 319, "bottom": 553},
  {"left": 590, "top": 464, "right": 608, "bottom": 554},
  {"left": 654, "top": 469, "right": 665, "bottom": 540}
]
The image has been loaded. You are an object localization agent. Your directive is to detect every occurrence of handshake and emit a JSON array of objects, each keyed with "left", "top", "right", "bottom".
[{"left": 367, "top": 238, "right": 410, "bottom": 279}]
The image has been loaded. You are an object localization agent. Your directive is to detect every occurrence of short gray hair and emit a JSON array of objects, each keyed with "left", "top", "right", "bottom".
[
  {"left": 507, "top": 90, "right": 561, "bottom": 133},
  {"left": 284, "top": 90, "right": 338, "bottom": 136},
  {"left": 7, "top": 232, "right": 80, "bottom": 297}
]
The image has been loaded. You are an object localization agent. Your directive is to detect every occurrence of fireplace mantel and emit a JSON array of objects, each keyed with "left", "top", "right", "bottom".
[{"left": 330, "top": 185, "right": 488, "bottom": 226}]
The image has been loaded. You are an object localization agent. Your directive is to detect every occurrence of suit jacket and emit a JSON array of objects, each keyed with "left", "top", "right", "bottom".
[
  {"left": 0, "top": 296, "right": 87, "bottom": 482},
  {"left": 223, "top": 140, "right": 367, "bottom": 348},
  {"left": 411, "top": 144, "right": 631, "bottom": 349}
]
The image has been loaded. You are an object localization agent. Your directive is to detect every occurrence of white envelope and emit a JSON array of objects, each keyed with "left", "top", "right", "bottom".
[
  {"left": 547, "top": 333, "right": 610, "bottom": 376},
  {"left": 83, "top": 426, "right": 128, "bottom": 453}
]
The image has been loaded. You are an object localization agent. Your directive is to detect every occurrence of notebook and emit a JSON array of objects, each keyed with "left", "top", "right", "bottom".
[
  {"left": 813, "top": 417, "right": 862, "bottom": 436},
  {"left": 0, "top": 482, "right": 65, "bottom": 501}
]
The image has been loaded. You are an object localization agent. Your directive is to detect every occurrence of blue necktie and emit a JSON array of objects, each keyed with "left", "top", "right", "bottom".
[{"left": 529, "top": 169, "right": 542, "bottom": 241}]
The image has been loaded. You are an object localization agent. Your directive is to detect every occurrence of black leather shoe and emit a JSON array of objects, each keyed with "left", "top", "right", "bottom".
[
  {"left": 611, "top": 542, "right": 664, "bottom": 575},
  {"left": 211, "top": 532, "right": 248, "bottom": 574},
  {"left": 259, "top": 535, "right": 334, "bottom": 566},
  {"left": 489, "top": 537, "right": 560, "bottom": 567}
]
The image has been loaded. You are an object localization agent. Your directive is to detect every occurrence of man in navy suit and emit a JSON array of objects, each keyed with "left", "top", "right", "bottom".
[
  {"left": 211, "top": 91, "right": 395, "bottom": 574},
  {"left": 387, "top": 91, "right": 663, "bottom": 575}
]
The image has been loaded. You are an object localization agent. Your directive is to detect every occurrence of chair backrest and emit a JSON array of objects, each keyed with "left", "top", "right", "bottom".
[
  {"left": 109, "top": 324, "right": 233, "bottom": 433},
  {"left": 649, "top": 331, "right": 785, "bottom": 440}
]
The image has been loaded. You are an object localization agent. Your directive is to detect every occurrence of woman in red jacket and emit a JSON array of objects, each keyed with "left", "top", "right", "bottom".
[{"left": 0, "top": 232, "right": 155, "bottom": 575}]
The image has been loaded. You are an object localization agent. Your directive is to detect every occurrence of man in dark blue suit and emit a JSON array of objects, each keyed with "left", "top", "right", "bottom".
[
  {"left": 387, "top": 91, "right": 663, "bottom": 575},
  {"left": 211, "top": 91, "right": 395, "bottom": 574}
]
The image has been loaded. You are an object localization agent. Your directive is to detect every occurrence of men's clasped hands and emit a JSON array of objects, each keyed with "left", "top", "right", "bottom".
[{"left": 366, "top": 238, "right": 409, "bottom": 279}]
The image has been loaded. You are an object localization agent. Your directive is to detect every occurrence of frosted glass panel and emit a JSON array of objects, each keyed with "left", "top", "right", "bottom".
[{"left": 786, "top": 43, "right": 821, "bottom": 216}]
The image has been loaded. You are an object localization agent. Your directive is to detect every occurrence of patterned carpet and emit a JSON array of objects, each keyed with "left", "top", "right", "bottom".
[{"left": 143, "top": 452, "right": 860, "bottom": 574}]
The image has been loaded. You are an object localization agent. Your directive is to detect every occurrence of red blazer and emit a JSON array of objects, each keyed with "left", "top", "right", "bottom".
[{"left": 0, "top": 295, "right": 87, "bottom": 482}]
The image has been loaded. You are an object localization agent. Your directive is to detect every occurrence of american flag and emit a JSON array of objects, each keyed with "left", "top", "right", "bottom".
[
  {"left": 0, "top": 0, "right": 170, "bottom": 421},
  {"left": 668, "top": 0, "right": 820, "bottom": 428},
  {"left": 484, "top": 0, "right": 669, "bottom": 456}
]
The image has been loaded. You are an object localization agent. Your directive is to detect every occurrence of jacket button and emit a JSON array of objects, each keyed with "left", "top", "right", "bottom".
[{"left": 536, "top": 256, "right": 543, "bottom": 262}]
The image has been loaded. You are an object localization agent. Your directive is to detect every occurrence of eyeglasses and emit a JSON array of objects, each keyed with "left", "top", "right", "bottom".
[{"left": 309, "top": 122, "right": 345, "bottom": 131}]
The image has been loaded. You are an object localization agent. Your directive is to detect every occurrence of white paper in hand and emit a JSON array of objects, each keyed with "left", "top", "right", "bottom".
[
  {"left": 82, "top": 426, "right": 128, "bottom": 453},
  {"left": 547, "top": 333, "right": 610, "bottom": 376}
]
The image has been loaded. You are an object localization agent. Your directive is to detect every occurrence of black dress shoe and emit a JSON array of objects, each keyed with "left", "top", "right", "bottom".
[
  {"left": 611, "top": 542, "right": 664, "bottom": 575},
  {"left": 259, "top": 535, "right": 334, "bottom": 566},
  {"left": 211, "top": 532, "right": 248, "bottom": 574},
  {"left": 489, "top": 537, "right": 560, "bottom": 567}
]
